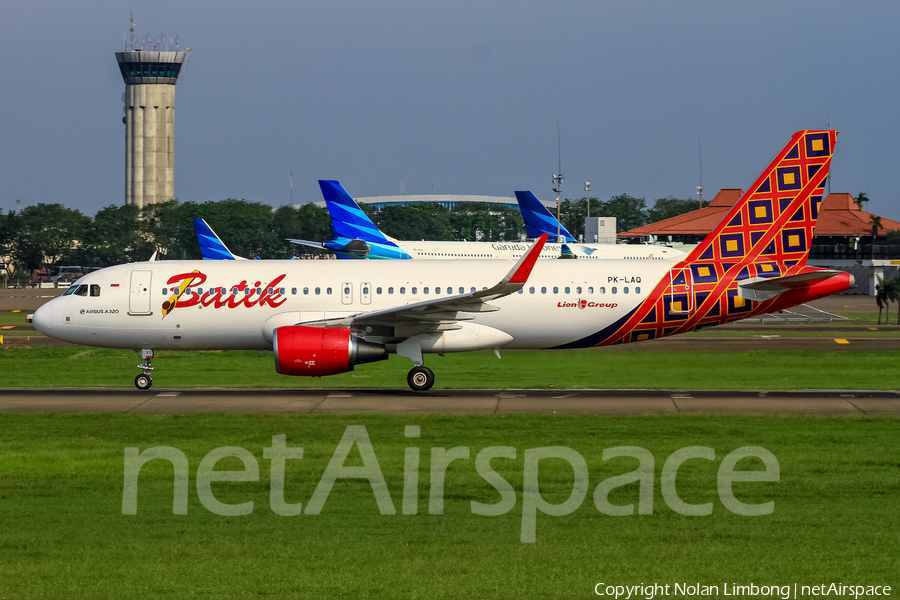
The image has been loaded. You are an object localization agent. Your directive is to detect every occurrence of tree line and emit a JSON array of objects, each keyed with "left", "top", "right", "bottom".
[{"left": 0, "top": 194, "right": 703, "bottom": 280}]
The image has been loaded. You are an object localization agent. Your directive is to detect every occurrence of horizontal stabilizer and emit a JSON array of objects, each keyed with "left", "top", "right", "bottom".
[
  {"left": 738, "top": 270, "right": 845, "bottom": 301},
  {"left": 287, "top": 238, "right": 327, "bottom": 249}
]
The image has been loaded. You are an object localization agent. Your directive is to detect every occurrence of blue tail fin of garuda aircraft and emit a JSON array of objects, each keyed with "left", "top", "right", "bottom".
[
  {"left": 555, "top": 130, "right": 852, "bottom": 349},
  {"left": 194, "top": 218, "right": 246, "bottom": 260},
  {"left": 514, "top": 190, "right": 576, "bottom": 242},
  {"left": 289, "top": 181, "right": 411, "bottom": 259}
]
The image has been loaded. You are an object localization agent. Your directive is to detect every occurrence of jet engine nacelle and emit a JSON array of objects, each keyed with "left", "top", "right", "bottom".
[{"left": 273, "top": 326, "right": 386, "bottom": 377}]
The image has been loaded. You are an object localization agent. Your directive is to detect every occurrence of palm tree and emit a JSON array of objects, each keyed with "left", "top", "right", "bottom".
[
  {"left": 855, "top": 193, "right": 869, "bottom": 259},
  {"left": 870, "top": 215, "right": 883, "bottom": 260},
  {"left": 875, "top": 276, "right": 889, "bottom": 324},
  {"left": 888, "top": 278, "right": 900, "bottom": 325}
]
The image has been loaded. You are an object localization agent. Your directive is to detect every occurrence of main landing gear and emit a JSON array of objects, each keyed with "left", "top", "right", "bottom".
[
  {"left": 135, "top": 349, "right": 154, "bottom": 390},
  {"left": 407, "top": 366, "right": 435, "bottom": 392}
]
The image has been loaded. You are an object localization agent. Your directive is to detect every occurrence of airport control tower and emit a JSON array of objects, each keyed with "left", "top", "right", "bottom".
[{"left": 115, "top": 15, "right": 191, "bottom": 208}]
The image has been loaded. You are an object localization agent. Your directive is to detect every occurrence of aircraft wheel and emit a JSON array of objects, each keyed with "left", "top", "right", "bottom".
[
  {"left": 407, "top": 366, "right": 435, "bottom": 392},
  {"left": 135, "top": 374, "right": 153, "bottom": 390}
]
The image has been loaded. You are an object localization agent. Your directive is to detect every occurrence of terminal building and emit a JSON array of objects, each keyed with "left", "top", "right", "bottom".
[{"left": 115, "top": 17, "right": 191, "bottom": 208}]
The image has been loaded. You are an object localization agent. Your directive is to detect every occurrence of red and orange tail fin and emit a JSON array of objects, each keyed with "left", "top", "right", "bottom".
[{"left": 685, "top": 130, "right": 836, "bottom": 267}]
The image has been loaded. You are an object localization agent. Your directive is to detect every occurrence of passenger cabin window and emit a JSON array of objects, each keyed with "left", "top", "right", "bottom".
[
  {"left": 327, "top": 287, "right": 332, "bottom": 295},
  {"left": 376, "top": 287, "right": 382, "bottom": 294},
  {"left": 423, "top": 287, "right": 429, "bottom": 294},
  {"left": 588, "top": 287, "right": 594, "bottom": 294},
  {"left": 400, "top": 287, "right": 406, "bottom": 294},
  {"left": 291, "top": 288, "right": 298, "bottom": 295},
  {"left": 412, "top": 287, "right": 418, "bottom": 295},
  {"left": 599, "top": 286, "right": 605, "bottom": 294},
  {"left": 160, "top": 288, "right": 168, "bottom": 296},
  {"left": 388, "top": 287, "right": 394, "bottom": 294},
  {"left": 636, "top": 286, "right": 641, "bottom": 294},
  {"left": 315, "top": 287, "right": 321, "bottom": 295}
]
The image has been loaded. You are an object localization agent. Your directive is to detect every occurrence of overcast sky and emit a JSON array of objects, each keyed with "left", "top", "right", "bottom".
[{"left": 2, "top": 1, "right": 899, "bottom": 221}]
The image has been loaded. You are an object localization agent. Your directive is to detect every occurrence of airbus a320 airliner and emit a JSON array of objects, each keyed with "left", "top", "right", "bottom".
[{"left": 33, "top": 131, "right": 852, "bottom": 391}]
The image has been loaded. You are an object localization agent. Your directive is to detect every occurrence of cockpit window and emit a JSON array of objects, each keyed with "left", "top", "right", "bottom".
[
  {"left": 63, "top": 284, "right": 80, "bottom": 296},
  {"left": 90, "top": 284, "right": 101, "bottom": 297},
  {"left": 72, "top": 285, "right": 88, "bottom": 297}
]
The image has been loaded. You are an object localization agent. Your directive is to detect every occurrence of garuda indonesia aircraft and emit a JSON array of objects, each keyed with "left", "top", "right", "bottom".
[
  {"left": 33, "top": 131, "right": 851, "bottom": 391},
  {"left": 514, "top": 190, "right": 695, "bottom": 258},
  {"left": 288, "top": 180, "right": 685, "bottom": 261}
]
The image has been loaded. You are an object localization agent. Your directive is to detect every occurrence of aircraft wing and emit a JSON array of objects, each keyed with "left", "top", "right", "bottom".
[
  {"left": 303, "top": 234, "right": 549, "bottom": 335},
  {"left": 738, "top": 269, "right": 846, "bottom": 301}
]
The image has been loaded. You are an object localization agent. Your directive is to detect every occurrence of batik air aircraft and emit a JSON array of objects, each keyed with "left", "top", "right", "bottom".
[
  {"left": 33, "top": 131, "right": 851, "bottom": 391},
  {"left": 289, "top": 180, "right": 684, "bottom": 261}
]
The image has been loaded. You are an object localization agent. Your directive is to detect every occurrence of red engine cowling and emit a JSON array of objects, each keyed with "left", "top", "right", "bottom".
[{"left": 274, "top": 326, "right": 387, "bottom": 377}]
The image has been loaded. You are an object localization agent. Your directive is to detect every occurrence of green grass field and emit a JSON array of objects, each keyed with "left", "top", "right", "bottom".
[
  {"left": 0, "top": 413, "right": 897, "bottom": 599},
  {"left": 1, "top": 346, "right": 899, "bottom": 389}
]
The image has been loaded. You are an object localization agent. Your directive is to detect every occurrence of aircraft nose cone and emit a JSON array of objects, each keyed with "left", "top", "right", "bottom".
[{"left": 32, "top": 303, "right": 53, "bottom": 334}]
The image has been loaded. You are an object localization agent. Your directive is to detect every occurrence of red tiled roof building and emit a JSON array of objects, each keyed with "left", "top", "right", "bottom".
[{"left": 622, "top": 190, "right": 900, "bottom": 259}]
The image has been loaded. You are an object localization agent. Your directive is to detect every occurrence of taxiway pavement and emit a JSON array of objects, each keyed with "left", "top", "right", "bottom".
[{"left": 0, "top": 388, "right": 897, "bottom": 415}]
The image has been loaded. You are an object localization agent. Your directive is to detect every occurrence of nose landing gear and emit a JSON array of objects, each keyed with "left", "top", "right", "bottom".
[{"left": 135, "top": 349, "right": 154, "bottom": 390}]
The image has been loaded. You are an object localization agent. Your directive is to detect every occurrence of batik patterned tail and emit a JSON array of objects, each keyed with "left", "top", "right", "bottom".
[
  {"left": 685, "top": 130, "right": 835, "bottom": 266},
  {"left": 554, "top": 130, "right": 839, "bottom": 349}
]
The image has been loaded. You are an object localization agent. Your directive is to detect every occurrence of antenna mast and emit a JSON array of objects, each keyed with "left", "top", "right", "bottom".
[
  {"left": 552, "top": 121, "right": 564, "bottom": 242},
  {"left": 696, "top": 138, "right": 703, "bottom": 209}
]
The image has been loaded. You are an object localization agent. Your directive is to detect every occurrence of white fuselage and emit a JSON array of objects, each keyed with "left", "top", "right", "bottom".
[
  {"left": 33, "top": 259, "right": 675, "bottom": 352},
  {"left": 394, "top": 240, "right": 685, "bottom": 260}
]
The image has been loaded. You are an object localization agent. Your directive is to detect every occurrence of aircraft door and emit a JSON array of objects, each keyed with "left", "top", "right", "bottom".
[
  {"left": 668, "top": 267, "right": 694, "bottom": 315},
  {"left": 341, "top": 282, "right": 352, "bottom": 305},
  {"left": 129, "top": 270, "right": 153, "bottom": 315},
  {"left": 360, "top": 282, "right": 372, "bottom": 305}
]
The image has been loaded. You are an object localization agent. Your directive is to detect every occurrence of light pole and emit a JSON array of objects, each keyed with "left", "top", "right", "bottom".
[
  {"left": 584, "top": 181, "right": 591, "bottom": 219},
  {"left": 552, "top": 172, "right": 564, "bottom": 242}
]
